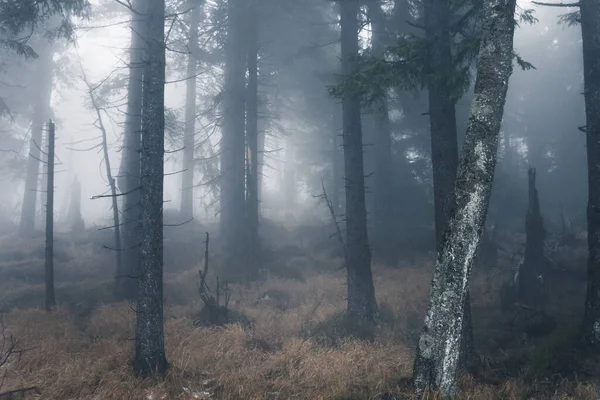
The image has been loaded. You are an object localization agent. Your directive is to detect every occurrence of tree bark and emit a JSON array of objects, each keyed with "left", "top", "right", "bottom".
[
  {"left": 245, "top": 0, "right": 260, "bottom": 280},
  {"left": 340, "top": 0, "right": 377, "bottom": 323},
  {"left": 331, "top": 103, "right": 343, "bottom": 215},
  {"left": 367, "top": 0, "right": 395, "bottom": 266},
  {"left": 424, "top": 0, "right": 459, "bottom": 248},
  {"left": 580, "top": 0, "right": 600, "bottom": 348},
  {"left": 180, "top": 0, "right": 201, "bottom": 222},
  {"left": 45, "top": 120, "right": 55, "bottom": 312},
  {"left": 412, "top": 0, "right": 517, "bottom": 396},
  {"left": 133, "top": 0, "right": 168, "bottom": 377},
  {"left": 220, "top": 0, "right": 247, "bottom": 277},
  {"left": 424, "top": 0, "right": 474, "bottom": 363},
  {"left": 116, "top": 0, "right": 146, "bottom": 301},
  {"left": 517, "top": 167, "right": 546, "bottom": 309},
  {"left": 20, "top": 47, "right": 53, "bottom": 236}
]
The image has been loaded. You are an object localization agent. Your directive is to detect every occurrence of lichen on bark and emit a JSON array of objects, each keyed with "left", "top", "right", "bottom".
[{"left": 412, "top": 0, "right": 518, "bottom": 397}]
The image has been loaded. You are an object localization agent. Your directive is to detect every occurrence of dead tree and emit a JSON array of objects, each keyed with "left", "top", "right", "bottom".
[
  {"left": 315, "top": 180, "right": 346, "bottom": 262},
  {"left": 45, "top": 120, "right": 55, "bottom": 312},
  {"left": 0, "top": 318, "right": 18, "bottom": 392},
  {"left": 516, "top": 167, "right": 547, "bottom": 310},
  {"left": 79, "top": 65, "right": 123, "bottom": 289},
  {"left": 195, "top": 233, "right": 231, "bottom": 326}
]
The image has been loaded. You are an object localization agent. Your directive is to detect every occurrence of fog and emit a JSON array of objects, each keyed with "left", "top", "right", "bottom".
[
  {"left": 0, "top": 1, "right": 585, "bottom": 233},
  {"left": 0, "top": 0, "right": 596, "bottom": 398}
]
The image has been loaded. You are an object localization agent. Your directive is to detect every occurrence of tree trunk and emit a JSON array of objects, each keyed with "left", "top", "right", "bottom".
[
  {"left": 85, "top": 76, "right": 123, "bottom": 292},
  {"left": 180, "top": 0, "right": 201, "bottom": 222},
  {"left": 340, "top": 0, "right": 377, "bottom": 324},
  {"left": 412, "top": 0, "right": 517, "bottom": 396},
  {"left": 45, "top": 120, "right": 56, "bottom": 312},
  {"left": 67, "top": 177, "right": 85, "bottom": 233},
  {"left": 20, "top": 47, "right": 53, "bottom": 236},
  {"left": 220, "top": 0, "right": 247, "bottom": 278},
  {"left": 367, "top": 0, "right": 395, "bottom": 266},
  {"left": 245, "top": 0, "right": 259, "bottom": 279},
  {"left": 133, "top": 0, "right": 168, "bottom": 377},
  {"left": 282, "top": 140, "right": 296, "bottom": 214},
  {"left": 116, "top": 0, "right": 146, "bottom": 301},
  {"left": 580, "top": 0, "right": 600, "bottom": 348},
  {"left": 424, "top": 0, "right": 459, "bottom": 248},
  {"left": 331, "top": 103, "right": 343, "bottom": 215},
  {"left": 257, "top": 96, "right": 266, "bottom": 211},
  {"left": 424, "top": 0, "right": 474, "bottom": 364},
  {"left": 517, "top": 167, "right": 546, "bottom": 309}
]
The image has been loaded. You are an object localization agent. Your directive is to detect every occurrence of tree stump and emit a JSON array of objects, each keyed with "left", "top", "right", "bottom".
[{"left": 516, "top": 167, "right": 547, "bottom": 310}]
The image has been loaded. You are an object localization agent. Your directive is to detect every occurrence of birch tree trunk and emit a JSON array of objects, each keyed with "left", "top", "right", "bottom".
[
  {"left": 180, "top": 0, "right": 201, "bottom": 222},
  {"left": 580, "top": 0, "right": 600, "bottom": 348},
  {"left": 340, "top": 0, "right": 377, "bottom": 323},
  {"left": 117, "top": 0, "right": 146, "bottom": 300},
  {"left": 413, "top": 0, "right": 517, "bottom": 396},
  {"left": 133, "top": 0, "right": 168, "bottom": 377}
]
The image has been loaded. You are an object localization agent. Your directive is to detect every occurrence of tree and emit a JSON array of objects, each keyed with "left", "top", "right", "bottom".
[
  {"left": 117, "top": 0, "right": 146, "bottom": 300},
  {"left": 517, "top": 167, "right": 547, "bottom": 309},
  {"left": 579, "top": 0, "right": 600, "bottom": 348},
  {"left": 79, "top": 63, "right": 122, "bottom": 285},
  {"left": 365, "top": 0, "right": 396, "bottom": 266},
  {"left": 339, "top": 0, "right": 378, "bottom": 324},
  {"left": 133, "top": 0, "right": 168, "bottom": 377},
  {"left": 412, "top": 0, "right": 517, "bottom": 396},
  {"left": 45, "top": 120, "right": 56, "bottom": 311},
  {"left": 19, "top": 44, "right": 54, "bottom": 236},
  {"left": 245, "top": 0, "right": 260, "bottom": 279},
  {"left": 67, "top": 177, "right": 85, "bottom": 233},
  {"left": 180, "top": 0, "right": 202, "bottom": 222},
  {"left": 220, "top": 0, "right": 247, "bottom": 278},
  {"left": 424, "top": 0, "right": 460, "bottom": 249},
  {"left": 0, "top": 0, "right": 89, "bottom": 58}
]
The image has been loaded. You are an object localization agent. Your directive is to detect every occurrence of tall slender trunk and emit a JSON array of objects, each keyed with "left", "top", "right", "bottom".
[
  {"left": 133, "top": 0, "right": 168, "bottom": 377},
  {"left": 340, "top": 0, "right": 377, "bottom": 323},
  {"left": 413, "top": 0, "right": 517, "bottom": 395},
  {"left": 180, "top": 0, "right": 201, "bottom": 221},
  {"left": 424, "top": 0, "right": 459, "bottom": 247},
  {"left": 20, "top": 48, "right": 53, "bottom": 236},
  {"left": 45, "top": 120, "right": 56, "bottom": 312},
  {"left": 424, "top": 0, "right": 474, "bottom": 366},
  {"left": 331, "top": 103, "right": 342, "bottom": 214},
  {"left": 257, "top": 96, "right": 266, "bottom": 210},
  {"left": 580, "top": 0, "right": 600, "bottom": 348},
  {"left": 331, "top": 103, "right": 344, "bottom": 213},
  {"left": 117, "top": 0, "right": 146, "bottom": 300},
  {"left": 245, "top": 0, "right": 259, "bottom": 279},
  {"left": 367, "top": 0, "right": 395, "bottom": 265},
  {"left": 282, "top": 140, "right": 296, "bottom": 213},
  {"left": 86, "top": 76, "right": 123, "bottom": 290},
  {"left": 220, "top": 0, "right": 247, "bottom": 277}
]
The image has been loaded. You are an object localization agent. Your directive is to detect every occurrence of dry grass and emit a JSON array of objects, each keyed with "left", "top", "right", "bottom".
[{"left": 0, "top": 233, "right": 597, "bottom": 399}]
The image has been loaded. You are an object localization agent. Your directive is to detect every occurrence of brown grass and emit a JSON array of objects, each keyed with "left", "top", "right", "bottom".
[{"left": 0, "top": 233, "right": 597, "bottom": 399}]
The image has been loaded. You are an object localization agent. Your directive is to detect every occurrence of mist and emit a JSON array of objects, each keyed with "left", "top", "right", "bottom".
[{"left": 0, "top": 0, "right": 598, "bottom": 398}]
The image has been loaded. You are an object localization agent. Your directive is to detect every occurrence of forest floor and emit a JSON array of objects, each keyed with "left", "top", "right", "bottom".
[{"left": 0, "top": 223, "right": 598, "bottom": 399}]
